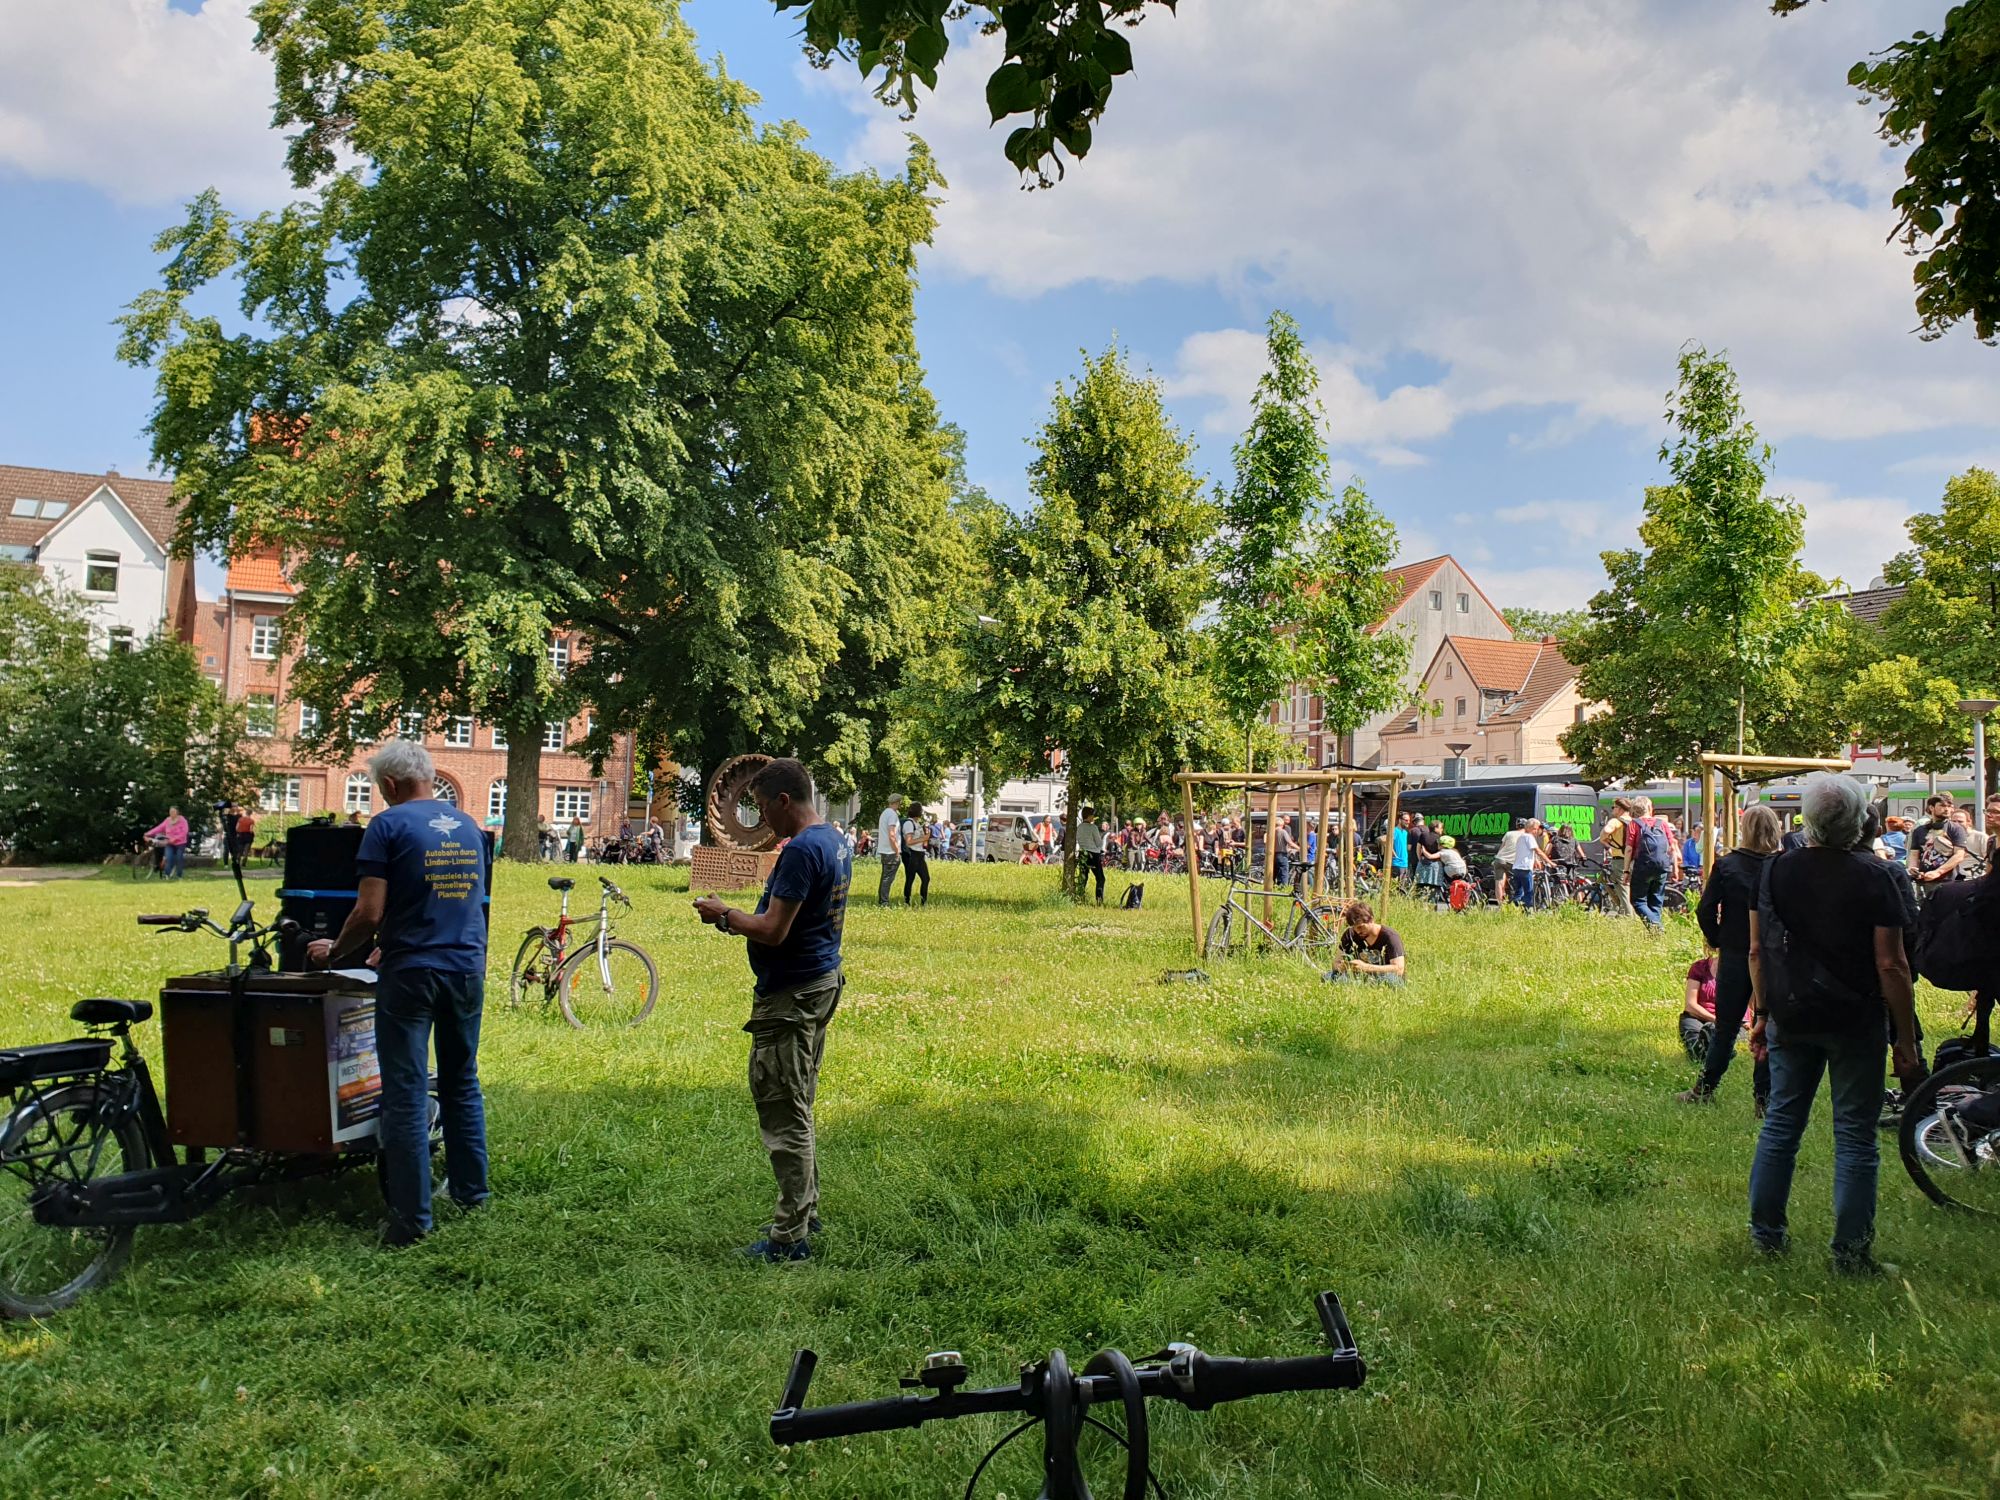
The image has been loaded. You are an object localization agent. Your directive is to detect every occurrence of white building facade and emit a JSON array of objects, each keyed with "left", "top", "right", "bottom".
[{"left": 0, "top": 466, "right": 186, "bottom": 649}]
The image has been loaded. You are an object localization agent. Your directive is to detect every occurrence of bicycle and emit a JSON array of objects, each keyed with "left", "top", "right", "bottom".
[
  {"left": 509, "top": 875, "right": 659, "bottom": 1029},
  {"left": 1202, "top": 873, "right": 1341, "bottom": 964},
  {"left": 1899, "top": 1050, "right": 2000, "bottom": 1215},
  {"left": 0, "top": 903, "right": 435, "bottom": 1317},
  {"left": 128, "top": 837, "right": 167, "bottom": 880},
  {"left": 769, "top": 1290, "right": 1366, "bottom": 1499}
]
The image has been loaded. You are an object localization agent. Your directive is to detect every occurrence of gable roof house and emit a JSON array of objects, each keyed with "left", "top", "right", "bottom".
[
  {"left": 1270, "top": 555, "right": 1515, "bottom": 769},
  {"left": 1377, "top": 634, "right": 1585, "bottom": 768},
  {"left": 0, "top": 465, "right": 188, "bottom": 651}
]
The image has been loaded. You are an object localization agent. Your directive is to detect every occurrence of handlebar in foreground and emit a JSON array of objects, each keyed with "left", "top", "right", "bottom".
[{"left": 769, "top": 1292, "right": 1366, "bottom": 1499}]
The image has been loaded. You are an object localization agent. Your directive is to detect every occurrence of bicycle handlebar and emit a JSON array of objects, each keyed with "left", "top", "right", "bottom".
[
  {"left": 136, "top": 914, "right": 184, "bottom": 926},
  {"left": 770, "top": 1291, "right": 1365, "bottom": 1450}
]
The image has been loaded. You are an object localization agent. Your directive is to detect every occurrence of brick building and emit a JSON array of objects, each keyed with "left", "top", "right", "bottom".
[{"left": 189, "top": 554, "right": 643, "bottom": 837}]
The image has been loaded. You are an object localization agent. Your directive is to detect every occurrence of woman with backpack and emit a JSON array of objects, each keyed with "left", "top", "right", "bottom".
[
  {"left": 1679, "top": 804, "right": 1779, "bottom": 1112},
  {"left": 1625, "top": 795, "right": 1679, "bottom": 929}
]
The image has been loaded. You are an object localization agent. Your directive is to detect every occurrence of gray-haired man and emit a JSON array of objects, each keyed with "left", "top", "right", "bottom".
[{"left": 875, "top": 794, "right": 903, "bottom": 906}]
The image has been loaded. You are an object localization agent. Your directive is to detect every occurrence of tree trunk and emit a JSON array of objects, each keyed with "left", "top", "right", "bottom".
[
  {"left": 1062, "top": 765, "right": 1079, "bottom": 899},
  {"left": 1736, "top": 685, "right": 1745, "bottom": 757},
  {"left": 1243, "top": 721, "right": 1255, "bottom": 833},
  {"left": 502, "top": 713, "right": 543, "bottom": 862}
]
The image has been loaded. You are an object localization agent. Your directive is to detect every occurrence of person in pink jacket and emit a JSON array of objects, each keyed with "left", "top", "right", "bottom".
[{"left": 145, "top": 807, "right": 190, "bottom": 880}]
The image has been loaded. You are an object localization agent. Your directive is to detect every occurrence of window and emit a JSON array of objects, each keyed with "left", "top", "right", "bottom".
[
  {"left": 542, "top": 721, "right": 565, "bottom": 751},
  {"left": 1455, "top": 697, "right": 1467, "bottom": 718},
  {"left": 1444, "top": 660, "right": 1453, "bottom": 680},
  {"left": 246, "top": 693, "right": 277, "bottom": 738},
  {"left": 299, "top": 704, "right": 322, "bottom": 737},
  {"left": 349, "top": 711, "right": 375, "bottom": 744},
  {"left": 584, "top": 713, "right": 597, "bottom": 740},
  {"left": 435, "top": 778, "right": 459, "bottom": 807},
  {"left": 10, "top": 497, "right": 67, "bottom": 520},
  {"left": 552, "top": 787, "right": 592, "bottom": 822},
  {"left": 344, "top": 774, "right": 374, "bottom": 813},
  {"left": 0, "top": 544, "right": 34, "bottom": 562},
  {"left": 488, "top": 779, "right": 507, "bottom": 821},
  {"left": 399, "top": 711, "right": 427, "bottom": 741},
  {"left": 549, "top": 636, "right": 571, "bottom": 676},
  {"left": 249, "top": 615, "right": 280, "bottom": 659},
  {"left": 84, "top": 551, "right": 118, "bottom": 595},
  {"left": 445, "top": 717, "right": 473, "bottom": 748},
  {"left": 491, "top": 726, "right": 508, "bottom": 750},
  {"left": 107, "top": 627, "right": 134, "bottom": 655},
  {"left": 1428, "top": 590, "right": 1443, "bottom": 611},
  {"left": 260, "top": 775, "right": 301, "bottom": 813},
  {"left": 1457, "top": 592, "right": 1470, "bottom": 613},
  {"left": 1496, "top": 755, "right": 1510, "bottom": 765}
]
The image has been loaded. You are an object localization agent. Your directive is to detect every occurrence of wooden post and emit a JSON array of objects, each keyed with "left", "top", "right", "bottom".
[
  {"left": 1700, "top": 765, "right": 1715, "bottom": 879},
  {"left": 1314, "top": 776, "right": 1333, "bottom": 901},
  {"left": 1381, "top": 777, "right": 1400, "bottom": 922},
  {"left": 1341, "top": 781, "right": 1356, "bottom": 903},
  {"left": 1261, "top": 781, "right": 1280, "bottom": 942},
  {"left": 1181, "top": 774, "right": 1204, "bottom": 957}
]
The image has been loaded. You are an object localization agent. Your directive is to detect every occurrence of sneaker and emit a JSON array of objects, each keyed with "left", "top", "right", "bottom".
[
  {"left": 1675, "top": 1087, "right": 1715, "bottom": 1105},
  {"left": 741, "top": 1237, "right": 811, "bottom": 1264},
  {"left": 1833, "top": 1253, "right": 1899, "bottom": 1279},
  {"left": 1754, "top": 1097, "right": 1768, "bottom": 1120},
  {"left": 378, "top": 1219, "right": 428, "bottom": 1249}
]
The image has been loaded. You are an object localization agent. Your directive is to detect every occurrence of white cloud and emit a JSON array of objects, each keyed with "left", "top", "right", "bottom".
[
  {"left": 824, "top": 0, "right": 1987, "bottom": 450},
  {"left": 0, "top": 2, "right": 287, "bottom": 205},
  {"left": 1776, "top": 477, "right": 1916, "bottom": 589},
  {"left": 1475, "top": 564, "right": 1612, "bottom": 613},
  {"left": 1490, "top": 499, "right": 1640, "bottom": 544},
  {"left": 1886, "top": 450, "right": 2000, "bottom": 477}
]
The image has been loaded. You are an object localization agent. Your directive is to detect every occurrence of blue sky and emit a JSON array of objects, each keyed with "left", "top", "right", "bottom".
[{"left": 3, "top": 0, "right": 1996, "bottom": 608}]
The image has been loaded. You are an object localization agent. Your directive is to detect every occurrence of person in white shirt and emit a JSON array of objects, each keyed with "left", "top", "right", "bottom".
[
  {"left": 875, "top": 795, "right": 904, "bottom": 906},
  {"left": 1074, "top": 805, "right": 1107, "bottom": 903}
]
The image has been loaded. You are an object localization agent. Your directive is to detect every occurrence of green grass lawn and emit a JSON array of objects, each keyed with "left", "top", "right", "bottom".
[{"left": 1, "top": 861, "right": 1995, "bottom": 1498}]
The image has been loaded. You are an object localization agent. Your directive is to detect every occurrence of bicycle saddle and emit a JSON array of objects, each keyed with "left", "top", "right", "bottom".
[
  {"left": 71, "top": 999, "right": 153, "bottom": 1026},
  {"left": 547, "top": 877, "right": 576, "bottom": 892}
]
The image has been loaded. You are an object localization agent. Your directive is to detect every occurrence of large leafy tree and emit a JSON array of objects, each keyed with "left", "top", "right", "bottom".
[
  {"left": 0, "top": 580, "right": 262, "bottom": 862},
  {"left": 1844, "top": 468, "right": 2000, "bottom": 780},
  {"left": 1501, "top": 606, "right": 1586, "bottom": 642},
  {"left": 1775, "top": 0, "right": 2000, "bottom": 340},
  {"left": 932, "top": 347, "right": 1219, "bottom": 892},
  {"left": 120, "top": 0, "right": 950, "bottom": 857},
  {"left": 775, "top": 0, "right": 1174, "bottom": 181},
  {"left": 1562, "top": 348, "right": 1840, "bottom": 781},
  {"left": 1210, "top": 311, "right": 1405, "bottom": 787}
]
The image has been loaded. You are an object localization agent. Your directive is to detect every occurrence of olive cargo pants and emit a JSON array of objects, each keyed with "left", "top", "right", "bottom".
[{"left": 745, "top": 970, "right": 843, "bottom": 1245}]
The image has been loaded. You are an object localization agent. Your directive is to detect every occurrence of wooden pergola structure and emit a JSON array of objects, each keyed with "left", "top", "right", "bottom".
[
  {"left": 1172, "top": 768, "right": 1407, "bottom": 956},
  {"left": 1697, "top": 753, "right": 1853, "bottom": 879}
]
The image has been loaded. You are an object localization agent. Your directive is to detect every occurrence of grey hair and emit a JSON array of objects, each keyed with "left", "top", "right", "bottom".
[
  {"left": 368, "top": 739, "right": 435, "bottom": 789},
  {"left": 1737, "top": 803, "right": 1783, "bottom": 855},
  {"left": 1800, "top": 774, "right": 1867, "bottom": 849},
  {"left": 1633, "top": 795, "right": 1654, "bottom": 815}
]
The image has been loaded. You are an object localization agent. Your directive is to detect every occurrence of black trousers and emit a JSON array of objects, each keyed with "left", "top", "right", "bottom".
[
  {"left": 902, "top": 849, "right": 930, "bottom": 905},
  {"left": 1698, "top": 947, "right": 1770, "bottom": 1100},
  {"left": 1076, "top": 850, "right": 1105, "bottom": 901}
]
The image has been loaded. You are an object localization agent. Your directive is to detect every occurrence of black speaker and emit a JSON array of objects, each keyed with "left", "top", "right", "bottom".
[{"left": 279, "top": 822, "right": 366, "bottom": 970}]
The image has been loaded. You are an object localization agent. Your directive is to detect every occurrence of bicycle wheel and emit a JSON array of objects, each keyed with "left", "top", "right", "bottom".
[
  {"left": 509, "top": 927, "right": 557, "bottom": 1012},
  {"left": 1900, "top": 1055, "right": 2000, "bottom": 1215},
  {"left": 0, "top": 1084, "right": 148, "bottom": 1318},
  {"left": 1204, "top": 901, "right": 1238, "bottom": 959},
  {"left": 557, "top": 940, "right": 660, "bottom": 1029},
  {"left": 1291, "top": 903, "right": 1343, "bottom": 959}
]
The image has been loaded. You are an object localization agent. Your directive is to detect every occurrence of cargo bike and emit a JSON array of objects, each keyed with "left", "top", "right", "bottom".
[{"left": 0, "top": 898, "right": 429, "bottom": 1317}]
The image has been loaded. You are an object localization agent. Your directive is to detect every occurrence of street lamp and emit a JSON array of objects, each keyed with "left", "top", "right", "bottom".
[{"left": 1958, "top": 698, "right": 2000, "bottom": 833}]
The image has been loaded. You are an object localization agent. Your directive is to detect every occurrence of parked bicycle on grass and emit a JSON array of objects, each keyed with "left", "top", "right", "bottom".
[{"left": 510, "top": 874, "right": 659, "bottom": 1028}]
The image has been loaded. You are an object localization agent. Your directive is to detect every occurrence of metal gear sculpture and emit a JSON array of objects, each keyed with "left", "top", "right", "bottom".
[{"left": 706, "top": 754, "right": 777, "bottom": 852}]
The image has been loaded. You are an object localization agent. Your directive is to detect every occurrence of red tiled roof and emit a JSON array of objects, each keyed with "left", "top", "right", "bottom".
[
  {"left": 1483, "top": 640, "right": 1579, "bottom": 726},
  {"left": 0, "top": 465, "right": 179, "bottom": 553},
  {"left": 1448, "top": 636, "right": 1546, "bottom": 694},
  {"left": 1381, "top": 636, "right": 1580, "bottom": 738},
  {"left": 226, "top": 552, "right": 294, "bottom": 597}
]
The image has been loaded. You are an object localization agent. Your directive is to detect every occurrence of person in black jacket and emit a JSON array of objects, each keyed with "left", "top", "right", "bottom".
[{"left": 1679, "top": 804, "right": 1780, "bottom": 1110}]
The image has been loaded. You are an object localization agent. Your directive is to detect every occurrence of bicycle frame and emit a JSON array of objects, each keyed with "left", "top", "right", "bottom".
[{"left": 1212, "top": 877, "right": 1335, "bottom": 959}]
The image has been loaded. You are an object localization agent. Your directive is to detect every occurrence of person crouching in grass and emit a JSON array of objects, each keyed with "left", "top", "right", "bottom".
[{"left": 1327, "top": 901, "right": 1406, "bottom": 986}]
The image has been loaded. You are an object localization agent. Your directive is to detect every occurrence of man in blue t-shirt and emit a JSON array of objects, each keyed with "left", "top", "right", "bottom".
[
  {"left": 309, "top": 741, "right": 490, "bottom": 1246},
  {"left": 694, "top": 757, "right": 850, "bottom": 1263}
]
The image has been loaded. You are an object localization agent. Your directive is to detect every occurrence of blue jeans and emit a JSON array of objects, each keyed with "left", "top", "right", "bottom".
[
  {"left": 1631, "top": 872, "right": 1666, "bottom": 928},
  {"left": 1508, "top": 868, "right": 1536, "bottom": 909},
  {"left": 375, "top": 967, "right": 489, "bottom": 1238},
  {"left": 163, "top": 843, "right": 185, "bottom": 879},
  {"left": 1748, "top": 1020, "right": 1885, "bottom": 1258}
]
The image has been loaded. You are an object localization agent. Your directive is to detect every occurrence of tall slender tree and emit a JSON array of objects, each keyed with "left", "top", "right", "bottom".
[
  {"left": 1562, "top": 347, "right": 1840, "bottom": 781},
  {"left": 1210, "top": 312, "right": 1404, "bottom": 797},
  {"left": 933, "top": 347, "right": 1219, "bottom": 894}
]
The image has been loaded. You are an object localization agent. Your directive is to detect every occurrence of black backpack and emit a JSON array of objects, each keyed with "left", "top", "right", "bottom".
[
  {"left": 1916, "top": 875, "right": 2000, "bottom": 992},
  {"left": 1756, "top": 852, "right": 1885, "bottom": 1031},
  {"left": 1121, "top": 881, "right": 1145, "bottom": 910}
]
